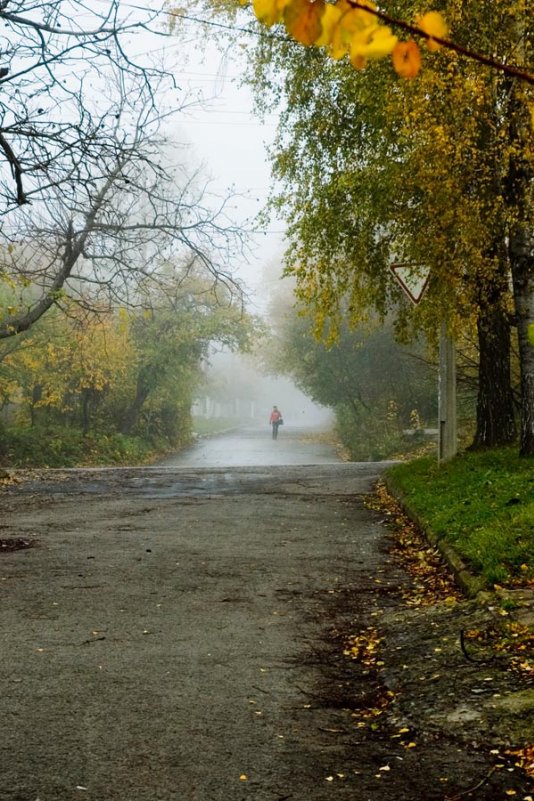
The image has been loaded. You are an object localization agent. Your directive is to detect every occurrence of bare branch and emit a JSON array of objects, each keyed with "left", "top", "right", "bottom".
[{"left": 0, "top": 132, "right": 27, "bottom": 205}]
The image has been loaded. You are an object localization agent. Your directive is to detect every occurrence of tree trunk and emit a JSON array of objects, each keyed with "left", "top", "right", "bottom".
[
  {"left": 81, "top": 389, "right": 92, "bottom": 436},
  {"left": 506, "top": 84, "right": 534, "bottom": 456},
  {"left": 30, "top": 384, "right": 42, "bottom": 428},
  {"left": 120, "top": 370, "right": 151, "bottom": 435},
  {"left": 509, "top": 227, "right": 534, "bottom": 456},
  {"left": 471, "top": 302, "right": 516, "bottom": 448}
]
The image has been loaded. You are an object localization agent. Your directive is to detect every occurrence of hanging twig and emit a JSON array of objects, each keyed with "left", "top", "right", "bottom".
[{"left": 0, "top": 132, "right": 27, "bottom": 205}]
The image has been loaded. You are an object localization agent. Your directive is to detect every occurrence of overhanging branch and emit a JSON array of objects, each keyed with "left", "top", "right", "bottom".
[{"left": 348, "top": 1, "right": 534, "bottom": 86}]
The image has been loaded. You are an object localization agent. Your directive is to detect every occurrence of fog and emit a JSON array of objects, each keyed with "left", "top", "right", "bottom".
[{"left": 193, "top": 351, "right": 333, "bottom": 429}]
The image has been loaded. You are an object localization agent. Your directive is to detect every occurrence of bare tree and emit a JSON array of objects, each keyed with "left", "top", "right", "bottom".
[
  {"left": 0, "top": 1, "right": 248, "bottom": 339},
  {"left": 0, "top": 81, "right": 246, "bottom": 339},
  {"left": 0, "top": 0, "right": 172, "bottom": 211}
]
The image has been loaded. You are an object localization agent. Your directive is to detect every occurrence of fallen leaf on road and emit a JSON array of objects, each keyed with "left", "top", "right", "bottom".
[
  {"left": 370, "top": 484, "right": 461, "bottom": 606},
  {"left": 505, "top": 745, "right": 534, "bottom": 779}
]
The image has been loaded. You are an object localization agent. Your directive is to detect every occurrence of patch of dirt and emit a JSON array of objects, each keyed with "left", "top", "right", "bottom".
[{"left": 295, "top": 578, "right": 534, "bottom": 800}]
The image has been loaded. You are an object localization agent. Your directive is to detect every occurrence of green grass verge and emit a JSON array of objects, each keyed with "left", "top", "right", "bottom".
[
  {"left": 386, "top": 448, "right": 534, "bottom": 587},
  {"left": 0, "top": 425, "right": 160, "bottom": 468}
]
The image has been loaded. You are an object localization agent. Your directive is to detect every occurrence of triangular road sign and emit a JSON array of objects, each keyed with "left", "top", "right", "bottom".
[{"left": 390, "top": 262, "right": 431, "bottom": 305}]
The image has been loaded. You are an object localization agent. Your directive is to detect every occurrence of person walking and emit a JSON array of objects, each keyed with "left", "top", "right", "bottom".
[{"left": 269, "top": 405, "right": 283, "bottom": 440}]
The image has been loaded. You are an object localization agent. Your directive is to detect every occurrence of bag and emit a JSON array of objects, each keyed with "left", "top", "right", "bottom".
[{"left": 278, "top": 418, "right": 284, "bottom": 425}]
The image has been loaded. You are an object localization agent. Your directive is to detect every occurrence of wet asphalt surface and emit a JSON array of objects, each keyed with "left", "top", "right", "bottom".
[
  {"left": 1, "top": 428, "right": 532, "bottom": 800},
  {"left": 155, "top": 426, "right": 341, "bottom": 467}
]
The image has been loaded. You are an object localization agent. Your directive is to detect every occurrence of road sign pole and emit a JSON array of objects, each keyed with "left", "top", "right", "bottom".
[
  {"left": 438, "top": 321, "right": 457, "bottom": 463},
  {"left": 389, "top": 263, "right": 457, "bottom": 465}
]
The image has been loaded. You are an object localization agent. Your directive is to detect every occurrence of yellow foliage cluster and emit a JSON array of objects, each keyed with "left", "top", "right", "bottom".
[
  {"left": 245, "top": 0, "right": 447, "bottom": 78},
  {"left": 2, "top": 306, "right": 134, "bottom": 415}
]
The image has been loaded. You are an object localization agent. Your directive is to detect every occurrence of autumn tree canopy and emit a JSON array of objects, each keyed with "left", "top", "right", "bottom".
[
  {"left": 182, "top": 0, "right": 533, "bottom": 454},
  {"left": 0, "top": 259, "right": 255, "bottom": 462}
]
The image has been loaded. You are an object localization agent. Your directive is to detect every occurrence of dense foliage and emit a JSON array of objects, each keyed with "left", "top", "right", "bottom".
[
  {"left": 0, "top": 268, "right": 255, "bottom": 467},
  {"left": 196, "top": 0, "right": 533, "bottom": 455}
]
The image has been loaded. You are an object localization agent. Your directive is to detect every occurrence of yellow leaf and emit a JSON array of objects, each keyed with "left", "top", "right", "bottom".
[
  {"left": 328, "top": 7, "right": 376, "bottom": 59},
  {"left": 416, "top": 11, "right": 448, "bottom": 51},
  {"left": 338, "top": 0, "right": 376, "bottom": 25},
  {"left": 284, "top": 0, "right": 325, "bottom": 45},
  {"left": 315, "top": 2, "right": 342, "bottom": 46},
  {"left": 253, "top": 0, "right": 291, "bottom": 27},
  {"left": 392, "top": 40, "right": 421, "bottom": 79},
  {"left": 350, "top": 24, "right": 397, "bottom": 66}
]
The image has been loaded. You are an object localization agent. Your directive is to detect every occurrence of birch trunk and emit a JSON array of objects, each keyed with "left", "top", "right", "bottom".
[{"left": 506, "top": 84, "right": 534, "bottom": 456}]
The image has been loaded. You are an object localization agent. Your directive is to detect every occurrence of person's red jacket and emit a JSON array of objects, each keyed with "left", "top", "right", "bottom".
[{"left": 270, "top": 409, "right": 282, "bottom": 423}]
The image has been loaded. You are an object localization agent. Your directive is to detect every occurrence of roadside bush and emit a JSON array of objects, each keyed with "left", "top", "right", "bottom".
[
  {"left": 335, "top": 403, "right": 406, "bottom": 461},
  {"left": 0, "top": 425, "right": 158, "bottom": 468}
]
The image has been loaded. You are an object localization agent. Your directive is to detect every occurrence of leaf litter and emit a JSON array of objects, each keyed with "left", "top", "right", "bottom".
[{"left": 311, "top": 480, "right": 534, "bottom": 796}]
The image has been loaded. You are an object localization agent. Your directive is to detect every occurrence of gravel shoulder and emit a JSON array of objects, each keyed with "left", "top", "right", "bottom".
[{"left": 1, "top": 464, "right": 532, "bottom": 801}]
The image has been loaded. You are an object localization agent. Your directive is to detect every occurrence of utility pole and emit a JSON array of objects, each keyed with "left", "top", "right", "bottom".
[{"left": 438, "top": 321, "right": 457, "bottom": 463}]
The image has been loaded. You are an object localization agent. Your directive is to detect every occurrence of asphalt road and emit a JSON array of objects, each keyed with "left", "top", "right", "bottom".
[
  {"left": 1, "top": 432, "right": 531, "bottom": 800},
  {"left": 156, "top": 425, "right": 341, "bottom": 467},
  {"left": 1, "top": 433, "right": 398, "bottom": 801}
]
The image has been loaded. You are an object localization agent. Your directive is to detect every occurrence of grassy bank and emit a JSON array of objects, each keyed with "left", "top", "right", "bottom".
[
  {"left": 386, "top": 448, "right": 533, "bottom": 587},
  {"left": 0, "top": 425, "right": 165, "bottom": 468},
  {"left": 0, "top": 417, "right": 243, "bottom": 469}
]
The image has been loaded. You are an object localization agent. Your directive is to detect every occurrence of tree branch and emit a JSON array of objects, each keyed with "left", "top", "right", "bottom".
[
  {"left": 0, "top": 9, "right": 155, "bottom": 39},
  {"left": 0, "top": 132, "right": 27, "bottom": 205},
  {"left": 0, "top": 162, "right": 123, "bottom": 338},
  {"left": 348, "top": 1, "right": 534, "bottom": 86}
]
